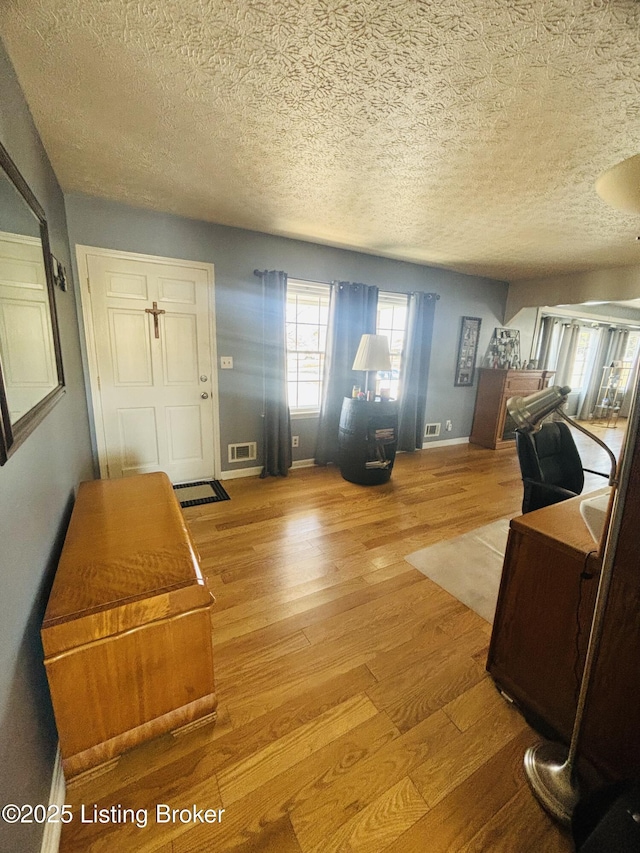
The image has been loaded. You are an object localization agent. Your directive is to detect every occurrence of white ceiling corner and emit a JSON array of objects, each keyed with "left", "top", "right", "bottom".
[{"left": 1, "top": 0, "right": 640, "bottom": 282}]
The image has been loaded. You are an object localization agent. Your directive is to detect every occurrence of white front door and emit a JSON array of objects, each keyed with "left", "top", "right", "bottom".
[
  {"left": 80, "top": 247, "right": 218, "bottom": 482},
  {"left": 0, "top": 232, "right": 58, "bottom": 423}
]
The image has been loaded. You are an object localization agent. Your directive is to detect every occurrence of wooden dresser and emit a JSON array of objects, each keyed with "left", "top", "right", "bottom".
[
  {"left": 41, "top": 472, "right": 217, "bottom": 780},
  {"left": 469, "top": 368, "right": 554, "bottom": 449}
]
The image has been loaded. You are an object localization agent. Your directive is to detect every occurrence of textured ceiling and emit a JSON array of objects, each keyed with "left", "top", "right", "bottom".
[{"left": 2, "top": 0, "right": 640, "bottom": 281}]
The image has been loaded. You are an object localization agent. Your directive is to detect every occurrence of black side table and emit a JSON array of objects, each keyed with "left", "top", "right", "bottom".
[{"left": 338, "top": 397, "right": 399, "bottom": 485}]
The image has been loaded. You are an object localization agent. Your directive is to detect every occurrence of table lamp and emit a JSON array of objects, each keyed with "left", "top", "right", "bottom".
[
  {"left": 506, "top": 384, "right": 619, "bottom": 825},
  {"left": 352, "top": 334, "right": 391, "bottom": 399}
]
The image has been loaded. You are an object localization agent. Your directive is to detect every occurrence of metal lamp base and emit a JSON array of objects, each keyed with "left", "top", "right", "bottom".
[{"left": 524, "top": 741, "right": 581, "bottom": 827}]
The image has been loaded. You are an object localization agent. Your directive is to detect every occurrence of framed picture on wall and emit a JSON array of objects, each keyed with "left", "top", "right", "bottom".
[{"left": 455, "top": 316, "right": 482, "bottom": 386}]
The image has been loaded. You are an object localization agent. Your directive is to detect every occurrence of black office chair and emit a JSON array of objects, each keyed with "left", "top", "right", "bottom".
[{"left": 514, "top": 421, "right": 608, "bottom": 514}]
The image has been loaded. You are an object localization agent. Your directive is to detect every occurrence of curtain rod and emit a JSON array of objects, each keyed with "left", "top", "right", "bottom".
[
  {"left": 253, "top": 270, "right": 332, "bottom": 286},
  {"left": 252, "top": 270, "right": 440, "bottom": 298},
  {"left": 544, "top": 313, "right": 640, "bottom": 331}
]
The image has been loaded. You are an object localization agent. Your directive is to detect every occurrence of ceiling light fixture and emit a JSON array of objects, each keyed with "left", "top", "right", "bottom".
[{"left": 595, "top": 154, "right": 640, "bottom": 213}]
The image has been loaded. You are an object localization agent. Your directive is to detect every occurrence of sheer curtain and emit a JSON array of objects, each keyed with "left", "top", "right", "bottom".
[
  {"left": 256, "top": 269, "right": 292, "bottom": 478},
  {"left": 578, "top": 326, "right": 610, "bottom": 420},
  {"left": 554, "top": 323, "right": 581, "bottom": 387},
  {"left": 314, "top": 282, "right": 378, "bottom": 465},
  {"left": 397, "top": 292, "right": 438, "bottom": 451},
  {"left": 607, "top": 327, "right": 630, "bottom": 364}
]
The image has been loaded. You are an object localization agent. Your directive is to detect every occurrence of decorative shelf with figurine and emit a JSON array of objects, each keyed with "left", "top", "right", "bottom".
[
  {"left": 591, "top": 363, "right": 631, "bottom": 428},
  {"left": 484, "top": 328, "right": 521, "bottom": 371}
]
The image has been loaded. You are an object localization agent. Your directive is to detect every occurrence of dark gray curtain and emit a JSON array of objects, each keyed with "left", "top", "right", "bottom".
[
  {"left": 314, "top": 282, "right": 378, "bottom": 465},
  {"left": 257, "top": 269, "right": 292, "bottom": 478},
  {"left": 536, "top": 316, "right": 560, "bottom": 369},
  {"left": 397, "top": 292, "right": 438, "bottom": 451}
]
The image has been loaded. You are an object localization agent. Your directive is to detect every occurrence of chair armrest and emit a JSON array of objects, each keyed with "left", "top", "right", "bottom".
[
  {"left": 522, "top": 479, "right": 579, "bottom": 513},
  {"left": 524, "top": 480, "right": 578, "bottom": 501},
  {"left": 583, "top": 468, "right": 609, "bottom": 479}
]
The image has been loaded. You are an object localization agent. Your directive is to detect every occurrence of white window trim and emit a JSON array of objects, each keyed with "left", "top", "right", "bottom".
[{"left": 286, "top": 279, "right": 331, "bottom": 417}]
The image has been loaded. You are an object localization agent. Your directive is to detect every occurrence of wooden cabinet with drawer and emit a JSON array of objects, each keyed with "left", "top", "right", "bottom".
[
  {"left": 486, "top": 494, "right": 601, "bottom": 743},
  {"left": 469, "top": 368, "right": 555, "bottom": 449}
]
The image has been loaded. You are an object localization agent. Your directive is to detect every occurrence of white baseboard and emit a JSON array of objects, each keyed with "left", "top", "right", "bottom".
[
  {"left": 421, "top": 436, "right": 470, "bottom": 449},
  {"left": 220, "top": 458, "right": 317, "bottom": 479},
  {"left": 291, "top": 458, "right": 316, "bottom": 469},
  {"left": 41, "top": 747, "right": 65, "bottom": 853},
  {"left": 220, "top": 441, "right": 470, "bottom": 479},
  {"left": 219, "top": 465, "right": 262, "bottom": 480}
]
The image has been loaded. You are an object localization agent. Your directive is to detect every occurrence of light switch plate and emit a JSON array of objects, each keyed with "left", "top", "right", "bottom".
[{"left": 220, "top": 356, "right": 233, "bottom": 369}]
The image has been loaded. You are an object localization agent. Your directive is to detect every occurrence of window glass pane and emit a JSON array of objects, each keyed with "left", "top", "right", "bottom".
[
  {"left": 286, "top": 299, "right": 298, "bottom": 323},
  {"left": 623, "top": 331, "right": 640, "bottom": 365},
  {"left": 299, "top": 353, "right": 321, "bottom": 377},
  {"left": 296, "top": 302, "right": 320, "bottom": 324},
  {"left": 296, "top": 324, "right": 321, "bottom": 352},
  {"left": 378, "top": 306, "right": 395, "bottom": 328},
  {"left": 298, "top": 382, "right": 321, "bottom": 408},
  {"left": 287, "top": 359, "right": 299, "bottom": 381},
  {"left": 390, "top": 330, "right": 405, "bottom": 353}
]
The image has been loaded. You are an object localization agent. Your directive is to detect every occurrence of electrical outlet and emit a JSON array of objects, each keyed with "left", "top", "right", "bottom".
[
  {"left": 445, "top": 420, "right": 453, "bottom": 431},
  {"left": 292, "top": 435, "right": 299, "bottom": 448},
  {"left": 220, "top": 356, "right": 233, "bottom": 369}
]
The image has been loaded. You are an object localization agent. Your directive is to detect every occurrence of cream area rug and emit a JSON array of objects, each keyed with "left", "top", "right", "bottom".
[{"left": 405, "top": 518, "right": 512, "bottom": 623}]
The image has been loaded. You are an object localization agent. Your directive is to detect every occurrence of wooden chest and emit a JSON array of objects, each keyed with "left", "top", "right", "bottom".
[{"left": 41, "top": 472, "right": 217, "bottom": 780}]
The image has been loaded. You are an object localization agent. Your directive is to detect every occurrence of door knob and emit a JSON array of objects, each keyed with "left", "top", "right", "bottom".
[{"left": 201, "top": 392, "right": 209, "bottom": 399}]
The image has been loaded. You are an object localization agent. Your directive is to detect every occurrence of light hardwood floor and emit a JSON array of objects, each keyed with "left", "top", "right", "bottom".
[{"left": 58, "top": 423, "right": 625, "bottom": 853}]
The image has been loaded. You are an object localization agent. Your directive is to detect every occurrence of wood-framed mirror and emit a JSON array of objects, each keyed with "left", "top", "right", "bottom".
[{"left": 0, "top": 140, "right": 65, "bottom": 464}]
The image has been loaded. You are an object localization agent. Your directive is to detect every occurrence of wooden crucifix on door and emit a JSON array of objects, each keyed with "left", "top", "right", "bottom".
[{"left": 145, "top": 301, "right": 166, "bottom": 338}]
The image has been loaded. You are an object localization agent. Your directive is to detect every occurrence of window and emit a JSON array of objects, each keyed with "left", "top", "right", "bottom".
[
  {"left": 619, "top": 330, "right": 640, "bottom": 395},
  {"left": 376, "top": 292, "right": 408, "bottom": 399},
  {"left": 622, "top": 330, "right": 640, "bottom": 368},
  {"left": 286, "top": 281, "right": 330, "bottom": 413}
]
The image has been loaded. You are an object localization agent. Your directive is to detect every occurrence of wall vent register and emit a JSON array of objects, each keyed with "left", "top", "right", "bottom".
[{"left": 228, "top": 442, "right": 257, "bottom": 463}]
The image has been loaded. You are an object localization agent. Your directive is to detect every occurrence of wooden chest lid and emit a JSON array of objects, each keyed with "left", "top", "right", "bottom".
[{"left": 43, "top": 472, "right": 209, "bottom": 629}]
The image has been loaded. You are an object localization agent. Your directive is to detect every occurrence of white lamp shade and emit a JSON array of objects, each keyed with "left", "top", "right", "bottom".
[{"left": 352, "top": 334, "right": 391, "bottom": 372}]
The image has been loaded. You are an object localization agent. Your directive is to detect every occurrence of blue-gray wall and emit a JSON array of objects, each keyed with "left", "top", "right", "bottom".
[
  {"left": 64, "top": 193, "right": 512, "bottom": 468},
  {"left": 0, "top": 44, "right": 93, "bottom": 853}
]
